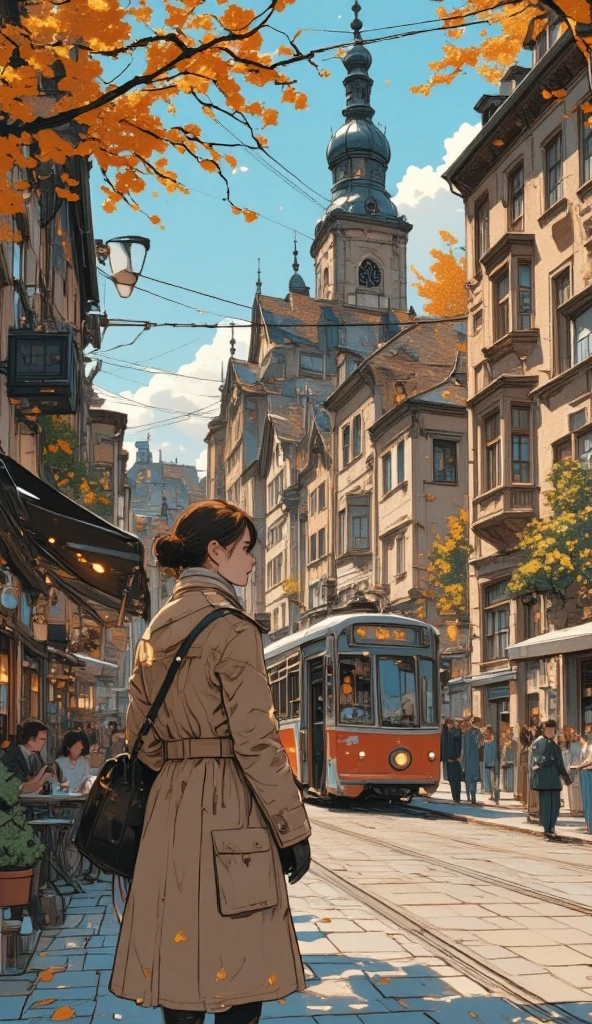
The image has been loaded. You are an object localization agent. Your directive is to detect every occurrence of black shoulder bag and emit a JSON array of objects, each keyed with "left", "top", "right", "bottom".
[{"left": 75, "top": 607, "right": 246, "bottom": 879}]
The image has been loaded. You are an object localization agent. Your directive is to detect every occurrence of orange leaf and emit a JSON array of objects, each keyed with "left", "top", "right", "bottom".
[
  {"left": 51, "top": 1008, "right": 75, "bottom": 1021},
  {"left": 267, "top": 975, "right": 277, "bottom": 986},
  {"left": 143, "top": 968, "right": 152, "bottom": 978},
  {"left": 216, "top": 967, "right": 226, "bottom": 981},
  {"left": 492, "top": 139, "right": 504, "bottom": 147},
  {"left": 31, "top": 999, "right": 57, "bottom": 1008},
  {"left": 174, "top": 931, "right": 186, "bottom": 943}
]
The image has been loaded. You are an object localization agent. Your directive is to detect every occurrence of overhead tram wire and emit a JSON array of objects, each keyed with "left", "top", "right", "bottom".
[
  {"left": 302, "top": 1, "right": 528, "bottom": 35},
  {"left": 125, "top": 401, "right": 222, "bottom": 435},
  {"left": 92, "top": 313, "right": 464, "bottom": 330},
  {"left": 95, "top": 369, "right": 223, "bottom": 399}
]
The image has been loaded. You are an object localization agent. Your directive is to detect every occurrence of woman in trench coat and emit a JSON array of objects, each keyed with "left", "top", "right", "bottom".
[{"left": 110, "top": 500, "right": 312, "bottom": 1024}]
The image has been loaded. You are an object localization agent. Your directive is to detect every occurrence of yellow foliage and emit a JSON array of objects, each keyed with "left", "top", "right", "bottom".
[
  {"left": 411, "top": 231, "right": 467, "bottom": 317},
  {"left": 0, "top": 0, "right": 304, "bottom": 224},
  {"left": 428, "top": 509, "right": 470, "bottom": 619}
]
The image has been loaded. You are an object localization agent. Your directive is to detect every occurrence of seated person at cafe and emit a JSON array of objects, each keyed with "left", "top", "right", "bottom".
[
  {"left": 0, "top": 718, "right": 54, "bottom": 793},
  {"left": 54, "top": 731, "right": 90, "bottom": 791}
]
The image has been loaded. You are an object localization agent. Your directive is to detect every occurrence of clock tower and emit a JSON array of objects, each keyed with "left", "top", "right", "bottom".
[{"left": 311, "top": 3, "right": 412, "bottom": 310}]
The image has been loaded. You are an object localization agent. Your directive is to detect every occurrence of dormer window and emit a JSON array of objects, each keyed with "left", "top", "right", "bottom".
[{"left": 359, "top": 258, "right": 381, "bottom": 289}]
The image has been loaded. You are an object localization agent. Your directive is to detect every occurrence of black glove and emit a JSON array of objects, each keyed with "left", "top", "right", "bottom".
[{"left": 278, "top": 839, "right": 311, "bottom": 884}]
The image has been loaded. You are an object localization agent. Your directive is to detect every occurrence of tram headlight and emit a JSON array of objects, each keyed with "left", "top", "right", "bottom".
[
  {"left": 389, "top": 748, "right": 412, "bottom": 771},
  {"left": 428, "top": 751, "right": 436, "bottom": 761}
]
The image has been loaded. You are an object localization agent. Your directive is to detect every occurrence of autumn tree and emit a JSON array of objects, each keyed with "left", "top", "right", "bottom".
[
  {"left": 0, "top": 0, "right": 332, "bottom": 234},
  {"left": 427, "top": 508, "right": 471, "bottom": 621},
  {"left": 411, "top": 231, "right": 467, "bottom": 318},
  {"left": 414, "top": 0, "right": 592, "bottom": 94}
]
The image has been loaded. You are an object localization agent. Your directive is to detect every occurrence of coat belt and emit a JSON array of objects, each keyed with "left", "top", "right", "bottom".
[{"left": 164, "top": 737, "right": 235, "bottom": 760}]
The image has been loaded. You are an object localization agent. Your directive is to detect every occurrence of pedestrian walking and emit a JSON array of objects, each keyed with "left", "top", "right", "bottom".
[
  {"left": 441, "top": 718, "right": 451, "bottom": 782},
  {"left": 110, "top": 499, "right": 311, "bottom": 1024},
  {"left": 517, "top": 725, "right": 531, "bottom": 807},
  {"left": 460, "top": 717, "right": 480, "bottom": 805},
  {"left": 444, "top": 718, "right": 462, "bottom": 803},
  {"left": 482, "top": 724, "right": 497, "bottom": 800},
  {"left": 530, "top": 719, "right": 572, "bottom": 840}
]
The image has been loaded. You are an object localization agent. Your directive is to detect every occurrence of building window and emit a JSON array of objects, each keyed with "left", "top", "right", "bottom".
[
  {"left": 310, "top": 488, "right": 317, "bottom": 516},
  {"left": 318, "top": 527, "right": 326, "bottom": 558},
  {"left": 484, "top": 412, "right": 501, "bottom": 491},
  {"left": 318, "top": 482, "right": 326, "bottom": 510},
  {"left": 484, "top": 580, "right": 510, "bottom": 661},
  {"left": 299, "top": 353, "right": 324, "bottom": 377},
  {"left": 338, "top": 509, "right": 346, "bottom": 554},
  {"left": 517, "top": 262, "right": 533, "bottom": 329},
  {"left": 267, "top": 470, "right": 284, "bottom": 510},
  {"left": 382, "top": 451, "right": 392, "bottom": 494},
  {"left": 349, "top": 499, "right": 370, "bottom": 551},
  {"left": 494, "top": 268, "right": 509, "bottom": 339},
  {"left": 382, "top": 536, "right": 393, "bottom": 584},
  {"left": 553, "top": 268, "right": 571, "bottom": 373},
  {"left": 473, "top": 310, "right": 483, "bottom": 334},
  {"left": 545, "top": 133, "right": 563, "bottom": 208},
  {"left": 273, "top": 607, "right": 279, "bottom": 631},
  {"left": 342, "top": 425, "right": 351, "bottom": 467},
  {"left": 578, "top": 430, "right": 592, "bottom": 470},
  {"left": 523, "top": 596, "right": 540, "bottom": 640},
  {"left": 511, "top": 407, "right": 531, "bottom": 482},
  {"left": 308, "top": 583, "right": 321, "bottom": 609},
  {"left": 433, "top": 439, "right": 458, "bottom": 483},
  {"left": 475, "top": 196, "right": 489, "bottom": 271},
  {"left": 554, "top": 438, "right": 572, "bottom": 463},
  {"left": 395, "top": 533, "right": 406, "bottom": 576},
  {"left": 358, "top": 258, "right": 381, "bottom": 289},
  {"left": 574, "top": 305, "right": 592, "bottom": 366},
  {"left": 352, "top": 414, "right": 362, "bottom": 458},
  {"left": 396, "top": 440, "right": 405, "bottom": 485},
  {"left": 309, "top": 533, "right": 317, "bottom": 562},
  {"left": 570, "top": 409, "right": 587, "bottom": 432},
  {"left": 266, "top": 553, "right": 283, "bottom": 589},
  {"left": 583, "top": 112, "right": 592, "bottom": 184},
  {"left": 509, "top": 164, "right": 524, "bottom": 228}
]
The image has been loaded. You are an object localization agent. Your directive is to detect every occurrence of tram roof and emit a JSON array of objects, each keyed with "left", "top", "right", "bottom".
[{"left": 263, "top": 611, "right": 438, "bottom": 662}]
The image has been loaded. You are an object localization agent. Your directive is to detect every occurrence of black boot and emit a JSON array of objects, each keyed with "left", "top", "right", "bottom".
[{"left": 162, "top": 1008, "right": 205, "bottom": 1024}]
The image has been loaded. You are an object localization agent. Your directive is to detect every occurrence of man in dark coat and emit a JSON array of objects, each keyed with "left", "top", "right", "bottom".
[
  {"left": 445, "top": 719, "right": 463, "bottom": 803},
  {"left": 530, "top": 718, "right": 571, "bottom": 840},
  {"left": 1, "top": 718, "right": 53, "bottom": 793}
]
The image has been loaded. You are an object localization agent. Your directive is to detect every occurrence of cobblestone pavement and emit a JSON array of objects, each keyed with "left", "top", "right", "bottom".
[{"left": 3, "top": 804, "right": 592, "bottom": 1024}]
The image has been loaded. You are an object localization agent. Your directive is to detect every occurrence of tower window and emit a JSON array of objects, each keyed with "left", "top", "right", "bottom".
[{"left": 359, "top": 259, "right": 381, "bottom": 289}]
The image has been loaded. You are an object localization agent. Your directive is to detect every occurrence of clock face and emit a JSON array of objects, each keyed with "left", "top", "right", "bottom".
[{"left": 359, "top": 258, "right": 381, "bottom": 289}]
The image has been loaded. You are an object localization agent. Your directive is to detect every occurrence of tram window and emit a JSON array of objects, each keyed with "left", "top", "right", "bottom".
[
  {"left": 273, "top": 678, "right": 288, "bottom": 718},
  {"left": 339, "top": 655, "right": 373, "bottom": 724},
  {"left": 419, "top": 658, "right": 437, "bottom": 725},
  {"left": 377, "top": 656, "right": 417, "bottom": 726},
  {"left": 287, "top": 670, "right": 300, "bottom": 717}
]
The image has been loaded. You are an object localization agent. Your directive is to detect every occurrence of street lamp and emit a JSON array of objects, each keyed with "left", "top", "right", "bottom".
[{"left": 97, "top": 236, "right": 150, "bottom": 299}]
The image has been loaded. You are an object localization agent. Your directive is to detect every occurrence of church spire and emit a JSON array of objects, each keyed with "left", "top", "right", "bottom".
[
  {"left": 287, "top": 236, "right": 310, "bottom": 297},
  {"left": 351, "top": 1, "right": 363, "bottom": 42},
  {"left": 292, "top": 236, "right": 300, "bottom": 274},
  {"left": 256, "top": 257, "right": 262, "bottom": 295}
]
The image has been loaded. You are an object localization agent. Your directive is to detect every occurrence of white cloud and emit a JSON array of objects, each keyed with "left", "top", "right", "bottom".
[
  {"left": 391, "top": 121, "right": 481, "bottom": 311},
  {"left": 95, "top": 319, "right": 249, "bottom": 470},
  {"left": 392, "top": 121, "right": 481, "bottom": 209}
]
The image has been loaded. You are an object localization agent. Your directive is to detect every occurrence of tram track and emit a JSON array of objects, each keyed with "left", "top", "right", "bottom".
[
  {"left": 310, "top": 812, "right": 592, "bottom": 920},
  {"left": 308, "top": 857, "right": 587, "bottom": 1024}
]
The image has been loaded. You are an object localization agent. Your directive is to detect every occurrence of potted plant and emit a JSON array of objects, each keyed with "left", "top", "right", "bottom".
[{"left": 0, "top": 761, "right": 44, "bottom": 906}]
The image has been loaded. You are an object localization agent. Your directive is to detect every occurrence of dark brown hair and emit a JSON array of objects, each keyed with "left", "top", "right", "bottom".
[{"left": 153, "top": 500, "right": 257, "bottom": 571}]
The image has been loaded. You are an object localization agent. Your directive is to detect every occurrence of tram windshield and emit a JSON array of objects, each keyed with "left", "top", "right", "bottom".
[
  {"left": 338, "top": 655, "right": 372, "bottom": 723},
  {"left": 378, "top": 656, "right": 417, "bottom": 726}
]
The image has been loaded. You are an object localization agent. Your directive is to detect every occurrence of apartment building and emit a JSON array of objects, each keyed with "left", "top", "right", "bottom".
[{"left": 443, "top": 21, "right": 591, "bottom": 738}]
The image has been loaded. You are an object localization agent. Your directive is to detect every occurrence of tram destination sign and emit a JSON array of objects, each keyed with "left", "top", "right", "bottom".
[{"left": 351, "top": 624, "right": 430, "bottom": 646}]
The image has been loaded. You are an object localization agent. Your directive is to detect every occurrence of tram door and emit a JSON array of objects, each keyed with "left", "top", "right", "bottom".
[{"left": 308, "top": 657, "right": 325, "bottom": 792}]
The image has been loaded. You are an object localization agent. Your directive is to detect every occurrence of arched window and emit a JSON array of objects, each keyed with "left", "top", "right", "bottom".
[
  {"left": 323, "top": 267, "right": 330, "bottom": 298},
  {"left": 359, "top": 258, "right": 381, "bottom": 289}
]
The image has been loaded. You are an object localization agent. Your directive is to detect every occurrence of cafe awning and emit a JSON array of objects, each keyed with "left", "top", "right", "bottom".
[
  {"left": 0, "top": 454, "right": 150, "bottom": 624},
  {"left": 508, "top": 621, "right": 592, "bottom": 661}
]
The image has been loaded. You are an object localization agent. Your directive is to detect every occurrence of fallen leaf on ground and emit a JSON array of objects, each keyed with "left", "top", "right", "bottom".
[
  {"left": 216, "top": 968, "right": 227, "bottom": 982},
  {"left": 378, "top": 977, "right": 391, "bottom": 985},
  {"left": 174, "top": 932, "right": 186, "bottom": 943},
  {"left": 143, "top": 968, "right": 152, "bottom": 978},
  {"left": 31, "top": 999, "right": 56, "bottom": 1008},
  {"left": 51, "top": 1007, "right": 75, "bottom": 1020},
  {"left": 278, "top": 999, "right": 287, "bottom": 1005},
  {"left": 318, "top": 918, "right": 331, "bottom": 923}
]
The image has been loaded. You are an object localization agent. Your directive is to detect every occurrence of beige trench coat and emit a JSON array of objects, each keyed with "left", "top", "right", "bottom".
[{"left": 110, "top": 568, "right": 311, "bottom": 1012}]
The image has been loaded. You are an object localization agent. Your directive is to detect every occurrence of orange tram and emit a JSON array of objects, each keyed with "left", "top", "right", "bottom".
[{"left": 264, "top": 610, "right": 441, "bottom": 801}]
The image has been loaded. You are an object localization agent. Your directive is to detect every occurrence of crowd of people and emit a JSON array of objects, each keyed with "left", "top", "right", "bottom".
[
  {"left": 0, "top": 717, "right": 126, "bottom": 795},
  {"left": 442, "top": 715, "right": 592, "bottom": 840}
]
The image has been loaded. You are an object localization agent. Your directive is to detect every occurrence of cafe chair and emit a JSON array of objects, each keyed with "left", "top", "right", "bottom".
[{"left": 30, "top": 819, "right": 84, "bottom": 895}]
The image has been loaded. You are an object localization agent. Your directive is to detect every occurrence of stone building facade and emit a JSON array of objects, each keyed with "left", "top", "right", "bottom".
[
  {"left": 205, "top": 14, "right": 470, "bottom": 682},
  {"left": 444, "top": 20, "right": 592, "bottom": 741}
]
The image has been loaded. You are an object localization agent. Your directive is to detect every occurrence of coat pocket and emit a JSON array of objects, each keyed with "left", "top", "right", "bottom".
[{"left": 212, "top": 827, "right": 278, "bottom": 916}]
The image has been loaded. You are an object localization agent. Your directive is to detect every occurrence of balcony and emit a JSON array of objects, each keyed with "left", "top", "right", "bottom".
[
  {"left": 6, "top": 329, "right": 79, "bottom": 414},
  {"left": 472, "top": 484, "right": 539, "bottom": 548}
]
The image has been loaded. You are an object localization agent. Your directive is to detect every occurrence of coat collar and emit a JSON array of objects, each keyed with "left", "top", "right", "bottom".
[{"left": 174, "top": 567, "right": 243, "bottom": 608}]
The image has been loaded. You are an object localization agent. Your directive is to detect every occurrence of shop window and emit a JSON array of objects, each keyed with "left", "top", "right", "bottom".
[
  {"left": 511, "top": 407, "right": 531, "bottom": 482},
  {"left": 483, "top": 581, "right": 510, "bottom": 661},
  {"left": 382, "top": 451, "right": 392, "bottom": 494},
  {"left": 509, "top": 164, "right": 524, "bottom": 229},
  {"left": 544, "top": 133, "right": 563, "bottom": 208},
  {"left": 433, "top": 438, "right": 458, "bottom": 483},
  {"left": 352, "top": 414, "right": 362, "bottom": 458},
  {"left": 475, "top": 196, "right": 489, "bottom": 271},
  {"left": 484, "top": 411, "right": 501, "bottom": 491},
  {"left": 339, "top": 654, "right": 373, "bottom": 723}
]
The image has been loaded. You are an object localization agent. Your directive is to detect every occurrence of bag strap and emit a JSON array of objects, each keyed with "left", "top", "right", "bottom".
[{"left": 131, "top": 607, "right": 250, "bottom": 758}]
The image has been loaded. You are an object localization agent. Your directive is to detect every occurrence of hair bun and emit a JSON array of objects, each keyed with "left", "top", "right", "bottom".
[{"left": 153, "top": 534, "right": 186, "bottom": 570}]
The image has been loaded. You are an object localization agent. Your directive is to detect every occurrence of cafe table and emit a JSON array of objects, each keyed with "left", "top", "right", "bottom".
[{"left": 20, "top": 793, "right": 88, "bottom": 894}]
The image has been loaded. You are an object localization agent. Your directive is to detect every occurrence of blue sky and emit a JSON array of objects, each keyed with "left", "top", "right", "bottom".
[{"left": 89, "top": 0, "right": 500, "bottom": 473}]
